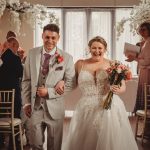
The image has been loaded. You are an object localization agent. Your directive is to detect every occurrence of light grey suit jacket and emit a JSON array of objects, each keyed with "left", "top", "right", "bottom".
[{"left": 22, "top": 46, "right": 76, "bottom": 119}]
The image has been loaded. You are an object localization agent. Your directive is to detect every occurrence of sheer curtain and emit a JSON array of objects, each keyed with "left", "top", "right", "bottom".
[
  {"left": 64, "top": 9, "right": 87, "bottom": 63},
  {"left": 115, "top": 8, "right": 140, "bottom": 76}
]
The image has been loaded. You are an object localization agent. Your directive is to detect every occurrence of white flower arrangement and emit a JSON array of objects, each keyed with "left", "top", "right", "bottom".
[
  {"left": 0, "top": 0, "right": 59, "bottom": 35},
  {"left": 0, "top": 0, "right": 6, "bottom": 18},
  {"left": 116, "top": 0, "right": 150, "bottom": 37}
]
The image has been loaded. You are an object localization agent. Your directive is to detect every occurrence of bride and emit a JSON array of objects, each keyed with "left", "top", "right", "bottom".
[{"left": 62, "top": 36, "right": 138, "bottom": 150}]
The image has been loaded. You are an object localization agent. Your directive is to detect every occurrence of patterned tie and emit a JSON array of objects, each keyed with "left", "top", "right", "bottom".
[{"left": 42, "top": 53, "right": 51, "bottom": 75}]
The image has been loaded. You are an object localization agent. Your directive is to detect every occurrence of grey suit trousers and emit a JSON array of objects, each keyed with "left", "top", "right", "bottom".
[{"left": 26, "top": 108, "right": 63, "bottom": 150}]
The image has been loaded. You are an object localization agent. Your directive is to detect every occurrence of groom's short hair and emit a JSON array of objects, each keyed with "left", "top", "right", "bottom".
[{"left": 43, "top": 24, "right": 59, "bottom": 34}]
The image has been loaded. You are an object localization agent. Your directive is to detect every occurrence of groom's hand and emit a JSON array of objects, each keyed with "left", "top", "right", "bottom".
[
  {"left": 55, "top": 80, "right": 64, "bottom": 95},
  {"left": 37, "top": 85, "right": 48, "bottom": 98},
  {"left": 24, "top": 105, "right": 32, "bottom": 118}
]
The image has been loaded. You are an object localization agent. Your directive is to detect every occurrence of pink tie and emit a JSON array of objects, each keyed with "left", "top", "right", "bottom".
[{"left": 42, "top": 53, "right": 51, "bottom": 75}]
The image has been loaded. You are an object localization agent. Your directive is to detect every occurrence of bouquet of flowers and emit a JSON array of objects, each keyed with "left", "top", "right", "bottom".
[{"left": 103, "top": 61, "right": 132, "bottom": 110}]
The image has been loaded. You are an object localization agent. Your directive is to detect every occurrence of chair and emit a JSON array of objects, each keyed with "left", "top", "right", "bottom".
[
  {"left": 135, "top": 83, "right": 150, "bottom": 144},
  {"left": 0, "top": 89, "right": 23, "bottom": 150}
]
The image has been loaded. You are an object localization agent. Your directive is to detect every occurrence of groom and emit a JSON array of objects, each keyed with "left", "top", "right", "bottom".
[{"left": 22, "top": 24, "right": 75, "bottom": 150}]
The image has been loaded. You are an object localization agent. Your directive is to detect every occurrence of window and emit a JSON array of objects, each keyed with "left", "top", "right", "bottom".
[
  {"left": 34, "top": 8, "right": 139, "bottom": 76},
  {"left": 64, "top": 9, "right": 87, "bottom": 62}
]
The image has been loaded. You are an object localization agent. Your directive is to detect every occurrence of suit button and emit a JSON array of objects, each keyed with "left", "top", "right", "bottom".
[{"left": 41, "top": 102, "right": 43, "bottom": 104}]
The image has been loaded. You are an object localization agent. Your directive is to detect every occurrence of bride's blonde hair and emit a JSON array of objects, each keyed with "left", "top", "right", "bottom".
[{"left": 88, "top": 36, "right": 107, "bottom": 50}]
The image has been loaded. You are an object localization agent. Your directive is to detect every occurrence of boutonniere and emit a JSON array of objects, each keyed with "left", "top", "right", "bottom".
[
  {"left": 55, "top": 52, "right": 64, "bottom": 64},
  {"left": 49, "top": 51, "right": 64, "bottom": 68}
]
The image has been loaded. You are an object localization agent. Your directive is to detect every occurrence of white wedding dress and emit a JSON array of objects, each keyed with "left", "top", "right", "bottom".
[{"left": 62, "top": 69, "right": 138, "bottom": 150}]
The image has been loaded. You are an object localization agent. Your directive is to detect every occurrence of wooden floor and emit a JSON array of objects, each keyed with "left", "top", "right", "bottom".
[
  {"left": 128, "top": 117, "right": 150, "bottom": 150},
  {"left": 1, "top": 116, "right": 150, "bottom": 150}
]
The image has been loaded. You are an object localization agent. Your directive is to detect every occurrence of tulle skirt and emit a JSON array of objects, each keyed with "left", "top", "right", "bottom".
[{"left": 62, "top": 95, "right": 138, "bottom": 150}]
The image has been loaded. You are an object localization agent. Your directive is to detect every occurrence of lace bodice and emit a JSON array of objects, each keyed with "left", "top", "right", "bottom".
[{"left": 78, "top": 69, "right": 109, "bottom": 98}]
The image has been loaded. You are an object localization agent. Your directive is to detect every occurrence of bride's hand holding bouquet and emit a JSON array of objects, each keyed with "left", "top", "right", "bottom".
[{"left": 103, "top": 60, "right": 132, "bottom": 110}]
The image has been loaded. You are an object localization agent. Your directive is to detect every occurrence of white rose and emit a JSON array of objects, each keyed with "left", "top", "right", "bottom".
[{"left": 117, "top": 68, "right": 122, "bottom": 74}]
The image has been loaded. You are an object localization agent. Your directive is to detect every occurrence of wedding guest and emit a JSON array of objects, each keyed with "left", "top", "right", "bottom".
[
  {"left": 5, "top": 31, "right": 27, "bottom": 145},
  {"left": 127, "top": 22, "right": 150, "bottom": 112},
  {"left": 126, "top": 22, "right": 150, "bottom": 137},
  {"left": 62, "top": 36, "right": 138, "bottom": 150},
  {"left": 4, "top": 30, "right": 25, "bottom": 57},
  {"left": 135, "top": 38, "right": 145, "bottom": 74},
  {"left": 1, "top": 31, "right": 17, "bottom": 54},
  {"left": 0, "top": 37, "right": 23, "bottom": 149},
  {"left": 22, "top": 23, "right": 75, "bottom": 150},
  {"left": 0, "top": 37, "right": 23, "bottom": 117}
]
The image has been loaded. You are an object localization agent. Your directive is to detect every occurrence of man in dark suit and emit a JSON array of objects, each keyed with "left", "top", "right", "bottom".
[
  {"left": 0, "top": 37, "right": 23, "bottom": 149},
  {"left": 0, "top": 37, "right": 23, "bottom": 117}
]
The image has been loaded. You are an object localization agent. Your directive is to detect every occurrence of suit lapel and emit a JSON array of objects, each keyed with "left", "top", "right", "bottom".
[
  {"left": 35, "top": 47, "right": 42, "bottom": 81},
  {"left": 49, "top": 48, "right": 64, "bottom": 72},
  {"left": 46, "top": 48, "right": 64, "bottom": 84}
]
